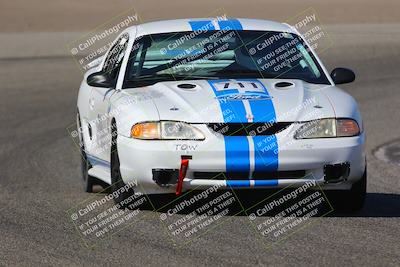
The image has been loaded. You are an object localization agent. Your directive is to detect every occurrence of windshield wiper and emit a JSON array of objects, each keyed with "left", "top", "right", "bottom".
[
  {"left": 173, "top": 74, "right": 221, "bottom": 80},
  {"left": 124, "top": 73, "right": 223, "bottom": 88},
  {"left": 130, "top": 74, "right": 221, "bottom": 81},
  {"left": 129, "top": 74, "right": 175, "bottom": 80},
  {"left": 214, "top": 69, "right": 277, "bottom": 78}
]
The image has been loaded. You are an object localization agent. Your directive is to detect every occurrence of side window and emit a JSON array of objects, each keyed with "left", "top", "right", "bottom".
[
  {"left": 103, "top": 33, "right": 129, "bottom": 83},
  {"left": 131, "top": 41, "right": 144, "bottom": 77}
]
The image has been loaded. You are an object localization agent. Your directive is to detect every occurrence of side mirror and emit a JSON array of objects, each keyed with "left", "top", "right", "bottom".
[
  {"left": 87, "top": 71, "right": 113, "bottom": 88},
  {"left": 330, "top": 68, "right": 355, "bottom": 84}
]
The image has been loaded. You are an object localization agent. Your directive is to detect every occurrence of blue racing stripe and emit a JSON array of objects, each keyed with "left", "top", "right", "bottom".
[
  {"left": 207, "top": 80, "right": 247, "bottom": 123},
  {"left": 218, "top": 19, "right": 243, "bottom": 30},
  {"left": 254, "top": 180, "right": 278, "bottom": 187},
  {"left": 246, "top": 79, "right": 276, "bottom": 123},
  {"left": 188, "top": 20, "right": 215, "bottom": 31},
  {"left": 208, "top": 80, "right": 250, "bottom": 173},
  {"left": 243, "top": 79, "right": 278, "bottom": 171},
  {"left": 226, "top": 180, "right": 250, "bottom": 188},
  {"left": 224, "top": 136, "right": 250, "bottom": 172},
  {"left": 253, "top": 135, "right": 278, "bottom": 171}
]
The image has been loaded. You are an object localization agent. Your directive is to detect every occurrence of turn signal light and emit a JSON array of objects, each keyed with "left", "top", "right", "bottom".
[
  {"left": 131, "top": 122, "right": 160, "bottom": 139},
  {"left": 337, "top": 119, "right": 360, "bottom": 137}
]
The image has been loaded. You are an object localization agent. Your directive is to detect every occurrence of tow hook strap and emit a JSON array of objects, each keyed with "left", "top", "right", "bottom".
[{"left": 176, "top": 159, "right": 189, "bottom": 196}]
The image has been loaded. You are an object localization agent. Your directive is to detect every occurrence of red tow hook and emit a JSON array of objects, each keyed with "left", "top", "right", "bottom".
[{"left": 176, "top": 159, "right": 189, "bottom": 196}]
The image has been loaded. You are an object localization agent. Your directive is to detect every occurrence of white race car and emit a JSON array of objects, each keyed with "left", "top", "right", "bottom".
[{"left": 77, "top": 18, "right": 366, "bottom": 211}]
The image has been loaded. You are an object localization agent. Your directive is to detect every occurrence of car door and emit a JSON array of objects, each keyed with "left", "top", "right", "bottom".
[{"left": 88, "top": 33, "right": 129, "bottom": 162}]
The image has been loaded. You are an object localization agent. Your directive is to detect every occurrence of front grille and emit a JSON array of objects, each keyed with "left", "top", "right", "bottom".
[
  {"left": 193, "top": 170, "right": 306, "bottom": 180},
  {"left": 206, "top": 122, "right": 292, "bottom": 136}
]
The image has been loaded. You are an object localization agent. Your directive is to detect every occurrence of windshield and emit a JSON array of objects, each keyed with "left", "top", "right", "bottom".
[{"left": 123, "top": 30, "right": 330, "bottom": 88}]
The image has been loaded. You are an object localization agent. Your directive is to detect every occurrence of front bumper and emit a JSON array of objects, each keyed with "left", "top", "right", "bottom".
[{"left": 117, "top": 124, "right": 366, "bottom": 195}]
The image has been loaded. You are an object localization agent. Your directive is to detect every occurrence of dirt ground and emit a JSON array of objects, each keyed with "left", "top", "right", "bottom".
[{"left": 1, "top": 0, "right": 399, "bottom": 32}]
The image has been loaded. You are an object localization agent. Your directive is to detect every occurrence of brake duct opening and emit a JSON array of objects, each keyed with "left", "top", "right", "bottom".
[
  {"left": 152, "top": 156, "right": 191, "bottom": 196},
  {"left": 324, "top": 162, "right": 350, "bottom": 183}
]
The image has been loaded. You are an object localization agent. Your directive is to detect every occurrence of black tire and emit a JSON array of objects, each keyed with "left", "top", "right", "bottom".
[
  {"left": 110, "top": 121, "right": 134, "bottom": 208},
  {"left": 77, "top": 113, "right": 95, "bottom": 193},
  {"left": 332, "top": 168, "right": 367, "bottom": 212},
  {"left": 81, "top": 149, "right": 94, "bottom": 193},
  {"left": 346, "top": 168, "right": 367, "bottom": 211}
]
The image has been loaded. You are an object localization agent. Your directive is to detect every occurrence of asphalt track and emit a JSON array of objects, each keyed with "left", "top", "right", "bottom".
[{"left": 0, "top": 24, "right": 399, "bottom": 266}]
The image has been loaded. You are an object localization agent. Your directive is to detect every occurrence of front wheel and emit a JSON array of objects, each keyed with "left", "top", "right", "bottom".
[
  {"left": 331, "top": 168, "right": 367, "bottom": 212},
  {"left": 81, "top": 150, "right": 94, "bottom": 193},
  {"left": 77, "top": 113, "right": 95, "bottom": 193},
  {"left": 110, "top": 121, "right": 134, "bottom": 208}
]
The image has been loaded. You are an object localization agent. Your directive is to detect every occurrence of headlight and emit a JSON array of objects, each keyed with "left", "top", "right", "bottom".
[
  {"left": 294, "top": 118, "right": 360, "bottom": 139},
  {"left": 131, "top": 121, "right": 205, "bottom": 140}
]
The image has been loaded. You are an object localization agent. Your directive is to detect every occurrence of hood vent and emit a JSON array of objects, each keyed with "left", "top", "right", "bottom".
[
  {"left": 177, "top": 83, "right": 197, "bottom": 90},
  {"left": 274, "top": 81, "right": 294, "bottom": 89}
]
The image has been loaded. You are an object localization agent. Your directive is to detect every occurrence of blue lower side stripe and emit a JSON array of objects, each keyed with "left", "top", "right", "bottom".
[
  {"left": 225, "top": 180, "right": 278, "bottom": 187},
  {"left": 254, "top": 180, "right": 278, "bottom": 187},
  {"left": 226, "top": 180, "right": 251, "bottom": 187},
  {"left": 86, "top": 154, "right": 110, "bottom": 168}
]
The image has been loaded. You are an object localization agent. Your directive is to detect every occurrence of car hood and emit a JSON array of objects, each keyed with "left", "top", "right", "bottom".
[{"left": 123, "top": 79, "right": 336, "bottom": 123}]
